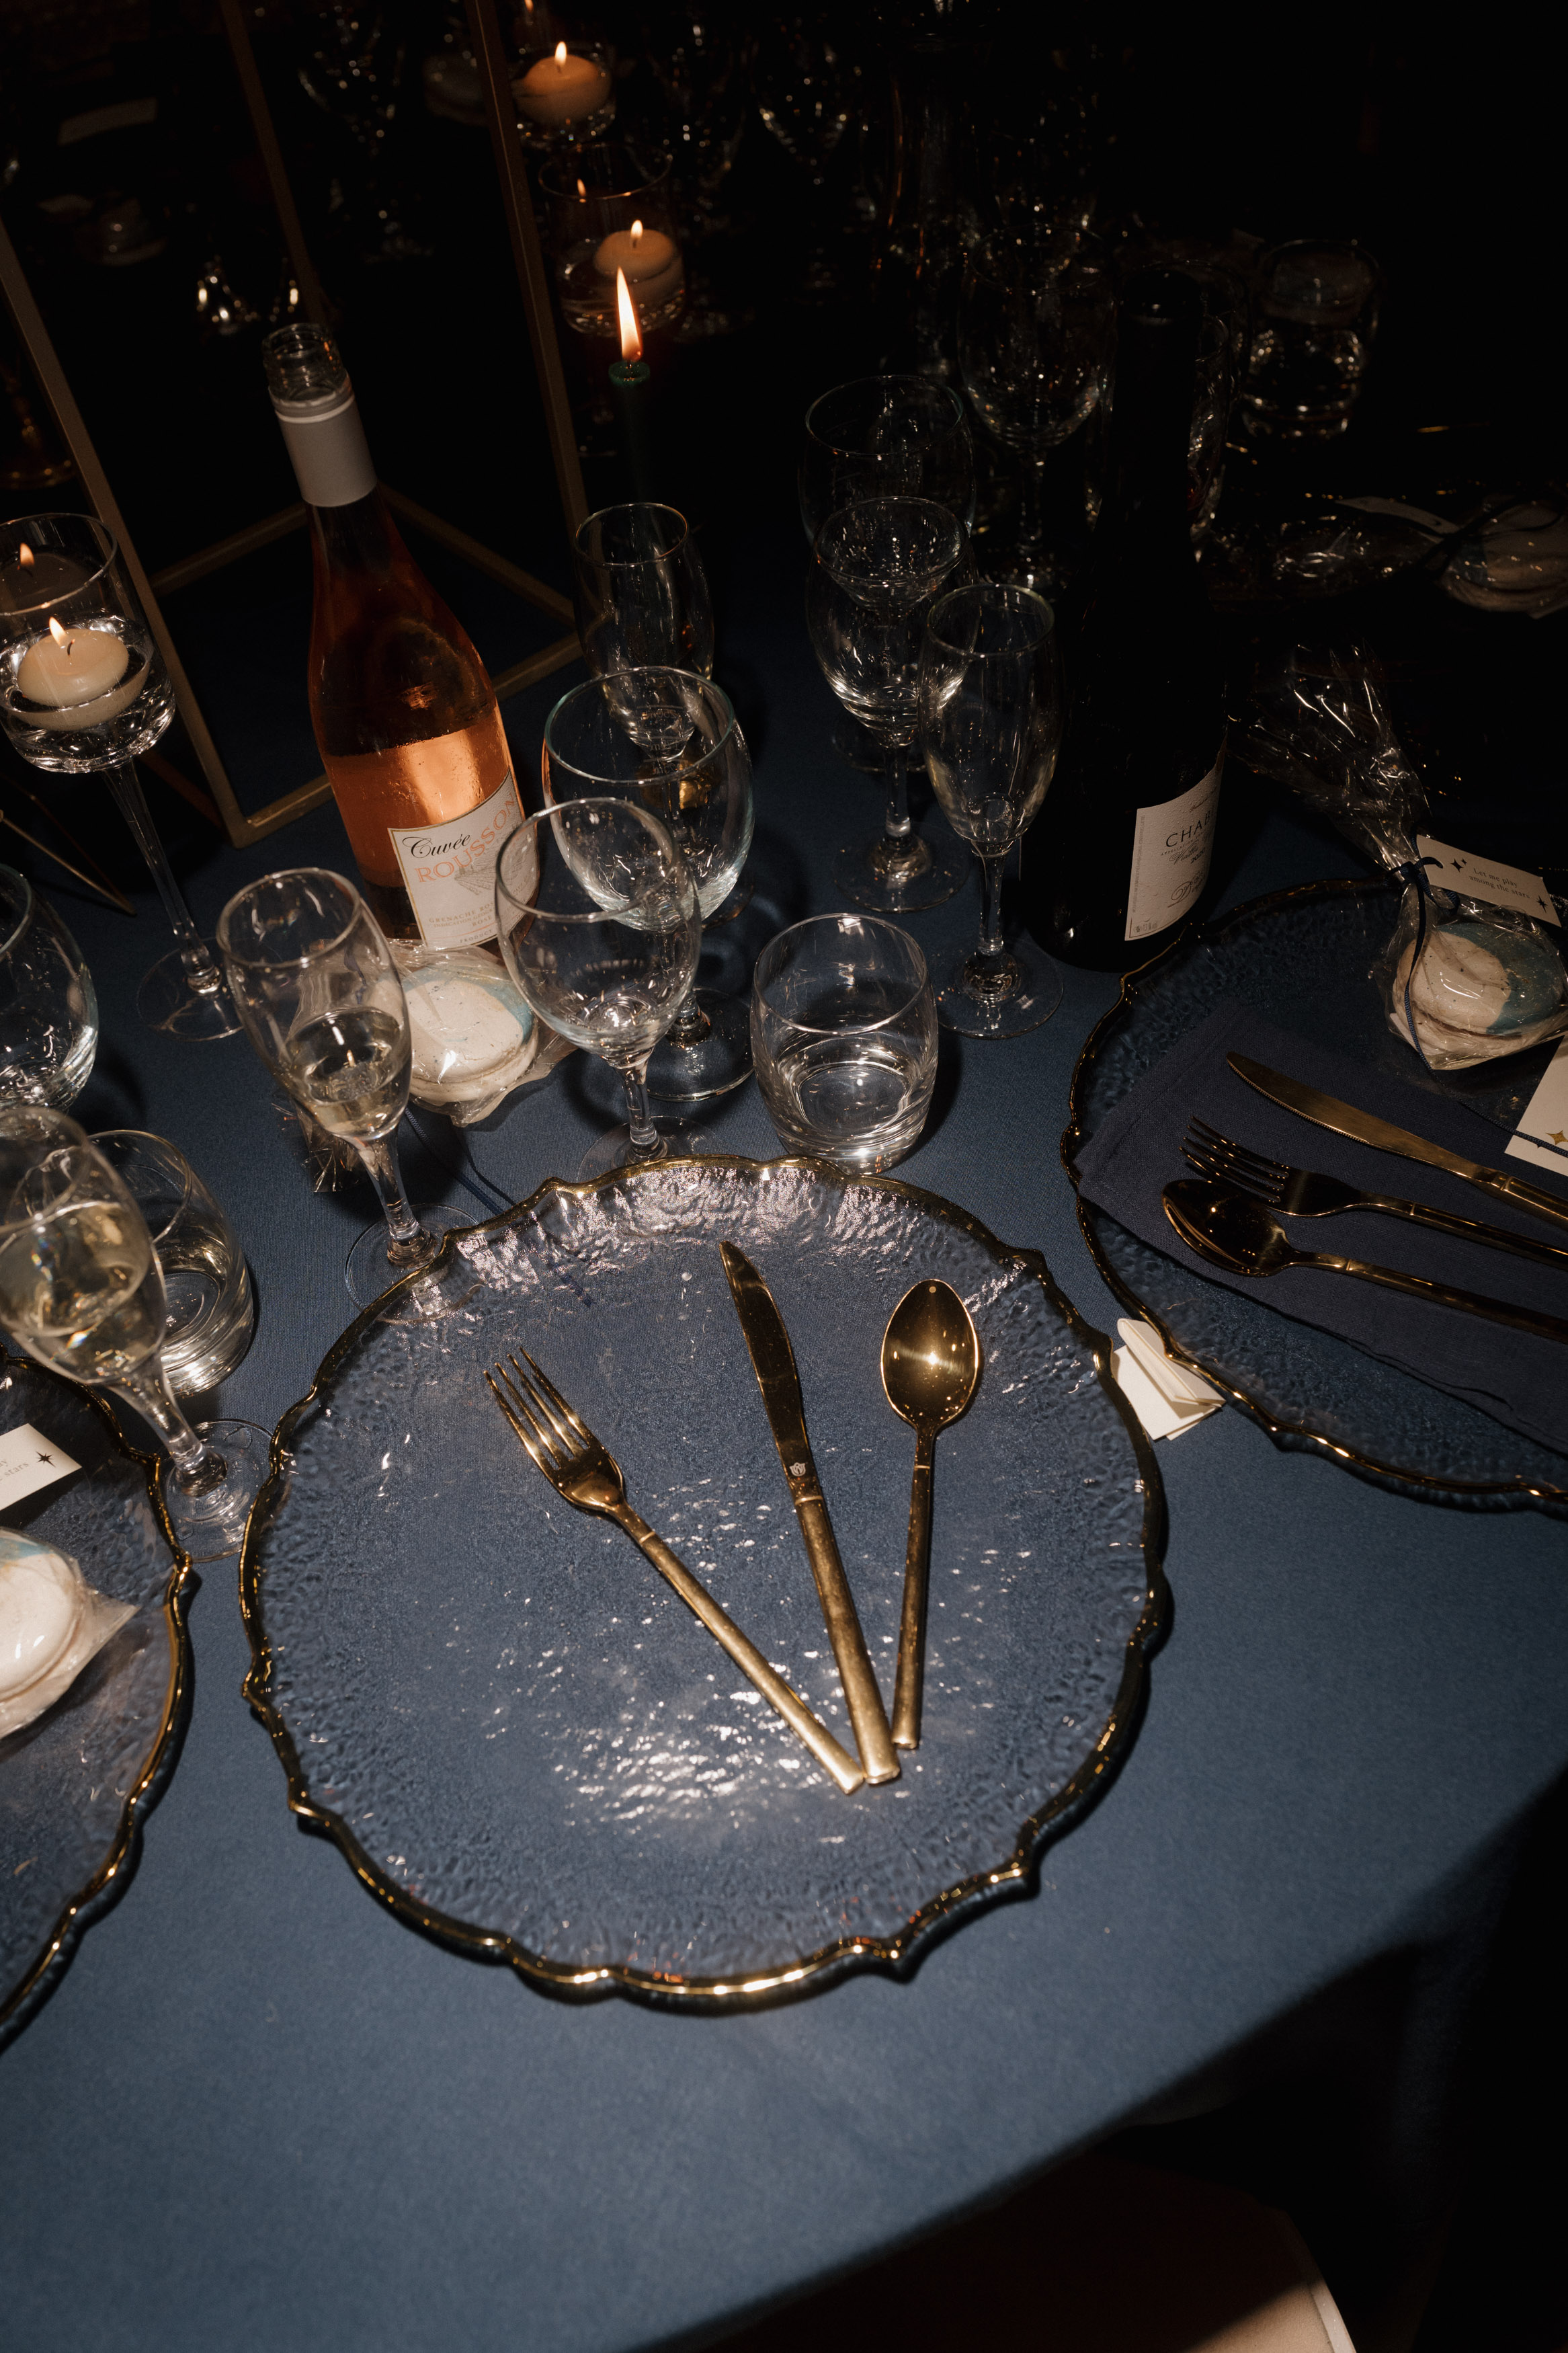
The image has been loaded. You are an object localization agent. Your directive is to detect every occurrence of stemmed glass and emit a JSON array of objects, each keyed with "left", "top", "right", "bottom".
[
  {"left": 216, "top": 869, "right": 468, "bottom": 1309},
  {"left": 753, "top": 11, "right": 855, "bottom": 296},
  {"left": 542, "top": 670, "right": 752, "bottom": 1101},
  {"left": 0, "top": 865, "right": 98, "bottom": 1107},
  {"left": 917, "top": 583, "right": 1063, "bottom": 1037},
  {"left": 0, "top": 1105, "right": 259, "bottom": 1560},
  {"left": 805, "top": 497, "right": 971, "bottom": 914},
  {"left": 639, "top": 5, "right": 753, "bottom": 334},
  {"left": 958, "top": 231, "right": 1115, "bottom": 594},
  {"left": 571, "top": 504, "right": 714, "bottom": 680},
  {"left": 799, "top": 376, "right": 977, "bottom": 543},
  {"left": 0, "top": 514, "right": 240, "bottom": 1041},
  {"left": 494, "top": 799, "right": 701, "bottom": 1181}
]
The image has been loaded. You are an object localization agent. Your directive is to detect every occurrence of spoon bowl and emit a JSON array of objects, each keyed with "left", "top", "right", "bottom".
[
  {"left": 880, "top": 1279, "right": 981, "bottom": 1750},
  {"left": 1162, "top": 1179, "right": 1301, "bottom": 1276}
]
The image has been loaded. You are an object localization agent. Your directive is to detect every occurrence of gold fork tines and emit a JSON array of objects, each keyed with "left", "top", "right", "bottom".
[{"left": 484, "top": 1352, "right": 866, "bottom": 1795}]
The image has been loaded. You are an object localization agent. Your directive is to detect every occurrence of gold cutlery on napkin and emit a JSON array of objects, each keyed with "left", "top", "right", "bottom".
[
  {"left": 719, "top": 1242, "right": 900, "bottom": 1786},
  {"left": 485, "top": 1349, "right": 866, "bottom": 1794},
  {"left": 880, "top": 1281, "right": 980, "bottom": 1751}
]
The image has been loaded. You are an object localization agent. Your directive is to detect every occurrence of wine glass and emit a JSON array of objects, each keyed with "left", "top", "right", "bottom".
[
  {"left": 958, "top": 231, "right": 1115, "bottom": 594},
  {"left": 493, "top": 799, "right": 701, "bottom": 1181},
  {"left": 753, "top": 11, "right": 855, "bottom": 295},
  {"left": 0, "top": 1106, "right": 260, "bottom": 1561},
  {"left": 917, "top": 583, "right": 1063, "bottom": 1037},
  {"left": 805, "top": 498, "right": 971, "bottom": 914},
  {"left": 571, "top": 504, "right": 715, "bottom": 680},
  {"left": 0, "top": 865, "right": 98, "bottom": 1107},
  {"left": 216, "top": 870, "right": 468, "bottom": 1308},
  {"left": 800, "top": 376, "right": 977, "bottom": 543},
  {"left": 0, "top": 513, "right": 241, "bottom": 1041},
  {"left": 542, "top": 671, "right": 752, "bottom": 1101},
  {"left": 638, "top": 5, "right": 753, "bottom": 333}
]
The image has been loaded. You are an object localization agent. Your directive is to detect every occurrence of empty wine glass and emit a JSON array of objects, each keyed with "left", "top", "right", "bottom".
[
  {"left": 918, "top": 583, "right": 1063, "bottom": 1037},
  {"left": 958, "top": 231, "right": 1115, "bottom": 593},
  {"left": 0, "top": 1106, "right": 260, "bottom": 1560},
  {"left": 753, "top": 11, "right": 854, "bottom": 295},
  {"left": 800, "top": 376, "right": 977, "bottom": 543},
  {"left": 543, "top": 671, "right": 752, "bottom": 1100},
  {"left": 806, "top": 497, "right": 971, "bottom": 914},
  {"left": 0, "top": 865, "right": 97, "bottom": 1107},
  {"left": 571, "top": 504, "right": 715, "bottom": 680},
  {"left": 0, "top": 513, "right": 240, "bottom": 1041},
  {"left": 493, "top": 799, "right": 701, "bottom": 1181},
  {"left": 216, "top": 869, "right": 468, "bottom": 1308}
]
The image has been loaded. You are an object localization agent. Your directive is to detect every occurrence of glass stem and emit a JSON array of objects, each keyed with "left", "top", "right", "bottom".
[
  {"left": 110, "top": 1364, "right": 226, "bottom": 1495},
  {"left": 977, "top": 853, "right": 1006, "bottom": 959},
  {"left": 353, "top": 1133, "right": 429, "bottom": 1262},
  {"left": 1015, "top": 456, "right": 1048, "bottom": 563},
  {"left": 622, "top": 1058, "right": 664, "bottom": 1159},
  {"left": 102, "top": 760, "right": 226, "bottom": 993},
  {"left": 667, "top": 978, "right": 712, "bottom": 1050},
  {"left": 883, "top": 740, "right": 912, "bottom": 842}
]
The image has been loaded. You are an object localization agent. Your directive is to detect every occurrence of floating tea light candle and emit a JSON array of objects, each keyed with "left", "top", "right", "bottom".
[
  {"left": 592, "top": 216, "right": 683, "bottom": 313},
  {"left": 516, "top": 40, "right": 610, "bottom": 126},
  {"left": 13, "top": 614, "right": 145, "bottom": 729}
]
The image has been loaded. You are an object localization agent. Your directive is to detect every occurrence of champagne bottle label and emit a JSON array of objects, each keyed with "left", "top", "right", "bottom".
[
  {"left": 272, "top": 388, "right": 376, "bottom": 508},
  {"left": 1124, "top": 752, "right": 1224, "bottom": 943},
  {"left": 388, "top": 768, "right": 524, "bottom": 950}
]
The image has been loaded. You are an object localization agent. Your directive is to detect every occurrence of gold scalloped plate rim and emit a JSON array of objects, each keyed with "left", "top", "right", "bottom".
[
  {"left": 0, "top": 1353, "right": 192, "bottom": 2046},
  {"left": 238, "top": 1153, "right": 1168, "bottom": 2009},
  {"left": 1061, "top": 875, "right": 1568, "bottom": 1514}
]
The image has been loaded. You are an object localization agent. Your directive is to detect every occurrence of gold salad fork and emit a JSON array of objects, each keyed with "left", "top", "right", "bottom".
[{"left": 485, "top": 1351, "right": 866, "bottom": 1794}]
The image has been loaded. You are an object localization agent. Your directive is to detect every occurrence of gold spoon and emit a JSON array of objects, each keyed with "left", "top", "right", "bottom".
[{"left": 880, "top": 1279, "right": 981, "bottom": 1750}]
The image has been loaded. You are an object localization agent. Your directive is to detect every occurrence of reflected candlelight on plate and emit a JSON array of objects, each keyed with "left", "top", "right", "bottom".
[{"left": 609, "top": 268, "right": 654, "bottom": 501}]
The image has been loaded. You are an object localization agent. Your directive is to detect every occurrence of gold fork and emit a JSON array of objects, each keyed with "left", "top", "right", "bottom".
[{"left": 485, "top": 1350, "right": 866, "bottom": 1795}]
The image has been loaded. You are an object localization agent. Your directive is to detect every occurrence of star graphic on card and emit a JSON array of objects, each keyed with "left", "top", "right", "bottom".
[
  {"left": 36, "top": 1450, "right": 54, "bottom": 1465},
  {"left": 1549, "top": 1130, "right": 1567, "bottom": 1146}
]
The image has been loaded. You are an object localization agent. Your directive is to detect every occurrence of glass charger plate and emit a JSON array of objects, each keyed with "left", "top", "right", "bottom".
[
  {"left": 1, "top": 1355, "right": 190, "bottom": 2046},
  {"left": 1064, "top": 876, "right": 1568, "bottom": 1513},
  {"left": 241, "top": 1156, "right": 1165, "bottom": 2006}
]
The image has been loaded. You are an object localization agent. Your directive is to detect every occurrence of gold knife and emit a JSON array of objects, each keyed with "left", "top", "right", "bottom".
[
  {"left": 718, "top": 1242, "right": 900, "bottom": 1786},
  {"left": 1229, "top": 1053, "right": 1568, "bottom": 1238}
]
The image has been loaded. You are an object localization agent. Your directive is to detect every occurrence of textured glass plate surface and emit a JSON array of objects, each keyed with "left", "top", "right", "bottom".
[
  {"left": 0, "top": 1356, "right": 189, "bottom": 2046},
  {"left": 241, "top": 1157, "right": 1164, "bottom": 2005},
  {"left": 1065, "top": 877, "right": 1568, "bottom": 1512}
]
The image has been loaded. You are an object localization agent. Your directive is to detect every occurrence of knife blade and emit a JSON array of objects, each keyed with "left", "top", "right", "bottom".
[
  {"left": 719, "top": 1242, "right": 899, "bottom": 1785},
  {"left": 1229, "top": 1053, "right": 1568, "bottom": 1236}
]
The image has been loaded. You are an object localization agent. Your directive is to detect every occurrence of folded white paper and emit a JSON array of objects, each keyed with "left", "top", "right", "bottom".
[{"left": 1112, "top": 1318, "right": 1222, "bottom": 1441}]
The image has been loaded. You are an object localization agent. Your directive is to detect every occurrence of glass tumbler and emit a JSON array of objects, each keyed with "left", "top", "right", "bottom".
[
  {"left": 751, "top": 915, "right": 938, "bottom": 1172},
  {"left": 1242, "top": 241, "right": 1382, "bottom": 441},
  {"left": 91, "top": 1131, "right": 254, "bottom": 1396},
  {"left": 0, "top": 865, "right": 97, "bottom": 1107}
]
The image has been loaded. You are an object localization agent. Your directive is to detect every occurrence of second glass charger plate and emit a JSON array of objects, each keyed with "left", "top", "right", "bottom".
[
  {"left": 1065, "top": 876, "right": 1568, "bottom": 1513},
  {"left": 241, "top": 1156, "right": 1165, "bottom": 2005}
]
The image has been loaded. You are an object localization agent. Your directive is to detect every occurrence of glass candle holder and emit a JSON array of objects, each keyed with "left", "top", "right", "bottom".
[
  {"left": 0, "top": 865, "right": 97, "bottom": 1109},
  {"left": 513, "top": 38, "right": 616, "bottom": 147},
  {"left": 541, "top": 144, "right": 686, "bottom": 341},
  {"left": 1242, "top": 240, "right": 1383, "bottom": 442}
]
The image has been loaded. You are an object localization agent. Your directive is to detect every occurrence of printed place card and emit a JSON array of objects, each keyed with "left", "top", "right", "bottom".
[
  {"left": 1416, "top": 835, "right": 1559, "bottom": 926},
  {"left": 0, "top": 1423, "right": 81, "bottom": 1511},
  {"left": 1507, "top": 1036, "right": 1568, "bottom": 1174}
]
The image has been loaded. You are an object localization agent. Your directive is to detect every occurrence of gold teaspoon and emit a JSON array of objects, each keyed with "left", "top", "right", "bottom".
[{"left": 880, "top": 1280, "right": 982, "bottom": 1750}]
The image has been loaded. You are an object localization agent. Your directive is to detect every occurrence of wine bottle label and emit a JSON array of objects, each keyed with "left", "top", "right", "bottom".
[
  {"left": 388, "top": 769, "right": 524, "bottom": 950},
  {"left": 271, "top": 387, "right": 376, "bottom": 508},
  {"left": 1124, "top": 753, "right": 1224, "bottom": 943}
]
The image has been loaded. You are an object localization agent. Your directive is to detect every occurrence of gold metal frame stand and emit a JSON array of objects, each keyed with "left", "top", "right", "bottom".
[{"left": 0, "top": 0, "right": 584, "bottom": 848}]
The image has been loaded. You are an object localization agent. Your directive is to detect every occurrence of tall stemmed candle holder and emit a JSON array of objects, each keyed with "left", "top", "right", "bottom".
[{"left": 0, "top": 514, "right": 240, "bottom": 1040}]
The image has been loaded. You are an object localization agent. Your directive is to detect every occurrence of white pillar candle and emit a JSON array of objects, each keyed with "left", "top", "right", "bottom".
[
  {"left": 516, "top": 41, "right": 610, "bottom": 125},
  {"left": 13, "top": 622, "right": 144, "bottom": 729},
  {"left": 591, "top": 219, "right": 683, "bottom": 312}
]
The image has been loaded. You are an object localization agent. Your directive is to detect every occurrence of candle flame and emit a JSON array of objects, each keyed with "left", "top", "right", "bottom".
[
  {"left": 616, "top": 268, "right": 643, "bottom": 361},
  {"left": 18, "top": 542, "right": 34, "bottom": 569},
  {"left": 577, "top": 176, "right": 587, "bottom": 198},
  {"left": 553, "top": 39, "right": 567, "bottom": 67},
  {"left": 630, "top": 218, "right": 643, "bottom": 247},
  {"left": 47, "top": 615, "right": 73, "bottom": 660}
]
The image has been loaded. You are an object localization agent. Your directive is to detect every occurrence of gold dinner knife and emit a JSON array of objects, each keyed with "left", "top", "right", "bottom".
[{"left": 719, "top": 1241, "right": 900, "bottom": 1786}]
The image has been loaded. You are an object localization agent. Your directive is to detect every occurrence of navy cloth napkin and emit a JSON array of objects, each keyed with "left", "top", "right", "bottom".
[{"left": 1073, "top": 1002, "right": 1568, "bottom": 1455}]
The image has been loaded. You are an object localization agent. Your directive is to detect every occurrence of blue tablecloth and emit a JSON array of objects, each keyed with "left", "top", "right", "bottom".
[{"left": 3, "top": 533, "right": 1565, "bottom": 2353}]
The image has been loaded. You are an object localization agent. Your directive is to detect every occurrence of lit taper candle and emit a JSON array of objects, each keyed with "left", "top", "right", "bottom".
[{"left": 608, "top": 269, "right": 654, "bottom": 504}]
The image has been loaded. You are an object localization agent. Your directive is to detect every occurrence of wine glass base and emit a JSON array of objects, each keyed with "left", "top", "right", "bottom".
[
  {"left": 136, "top": 948, "right": 243, "bottom": 1040},
  {"left": 836, "top": 834, "right": 966, "bottom": 915},
  {"left": 577, "top": 1119, "right": 718, "bottom": 1182},
  {"left": 646, "top": 992, "right": 752, "bottom": 1103},
  {"left": 344, "top": 1203, "right": 477, "bottom": 1311},
  {"left": 163, "top": 1418, "right": 267, "bottom": 1564},
  {"left": 938, "top": 936, "right": 1063, "bottom": 1039}
]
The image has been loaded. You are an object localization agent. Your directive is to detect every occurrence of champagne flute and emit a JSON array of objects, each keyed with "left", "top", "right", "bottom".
[
  {"left": 493, "top": 799, "right": 701, "bottom": 1182},
  {"left": 805, "top": 497, "right": 971, "bottom": 914},
  {"left": 799, "top": 376, "right": 977, "bottom": 543},
  {"left": 0, "top": 1106, "right": 260, "bottom": 1560},
  {"left": 917, "top": 583, "right": 1063, "bottom": 1037},
  {"left": 216, "top": 869, "right": 468, "bottom": 1308},
  {"left": 0, "top": 513, "right": 241, "bottom": 1041},
  {"left": 542, "top": 670, "right": 753, "bottom": 1101}
]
